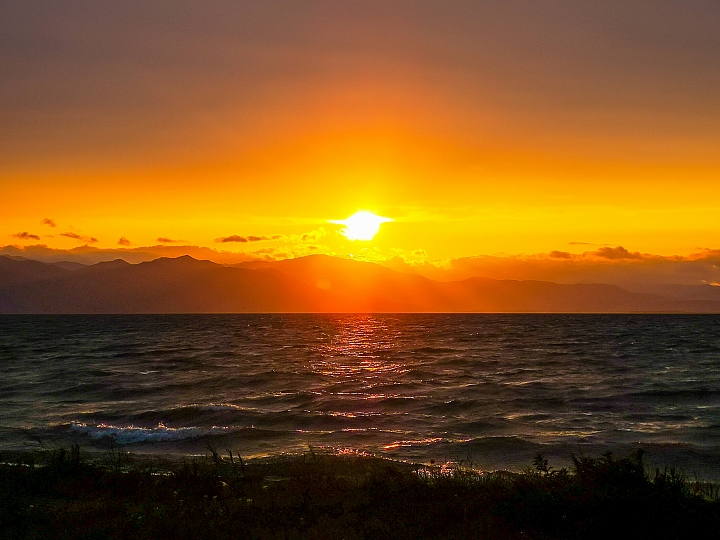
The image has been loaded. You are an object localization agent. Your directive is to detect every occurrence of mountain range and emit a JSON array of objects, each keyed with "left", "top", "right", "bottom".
[{"left": 2, "top": 254, "right": 720, "bottom": 313}]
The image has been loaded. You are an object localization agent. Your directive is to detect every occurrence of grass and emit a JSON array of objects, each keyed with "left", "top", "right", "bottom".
[{"left": 1, "top": 446, "right": 718, "bottom": 539}]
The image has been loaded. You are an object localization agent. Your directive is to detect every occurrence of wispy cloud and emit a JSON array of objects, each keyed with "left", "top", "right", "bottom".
[
  {"left": 215, "top": 228, "right": 326, "bottom": 244},
  {"left": 157, "top": 237, "right": 186, "bottom": 244},
  {"left": 118, "top": 237, "right": 131, "bottom": 246},
  {"left": 41, "top": 218, "right": 56, "bottom": 228},
  {"left": 11, "top": 232, "right": 41, "bottom": 241},
  {"left": 594, "top": 246, "right": 643, "bottom": 260},
  {"left": 299, "top": 228, "right": 326, "bottom": 242},
  {"left": 215, "top": 234, "right": 282, "bottom": 243},
  {"left": 216, "top": 235, "right": 248, "bottom": 243},
  {"left": 61, "top": 232, "right": 98, "bottom": 243}
]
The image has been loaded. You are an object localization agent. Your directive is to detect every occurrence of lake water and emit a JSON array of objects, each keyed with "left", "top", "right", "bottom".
[{"left": 1, "top": 314, "right": 719, "bottom": 479}]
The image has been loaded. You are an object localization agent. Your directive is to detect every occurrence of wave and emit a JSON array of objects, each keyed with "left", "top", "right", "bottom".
[{"left": 68, "top": 422, "right": 231, "bottom": 444}]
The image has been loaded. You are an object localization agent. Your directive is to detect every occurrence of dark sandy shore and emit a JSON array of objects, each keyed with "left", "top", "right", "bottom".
[{"left": 1, "top": 446, "right": 719, "bottom": 539}]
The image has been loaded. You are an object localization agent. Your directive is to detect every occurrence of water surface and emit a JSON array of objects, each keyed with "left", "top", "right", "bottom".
[{"left": 1, "top": 314, "right": 718, "bottom": 478}]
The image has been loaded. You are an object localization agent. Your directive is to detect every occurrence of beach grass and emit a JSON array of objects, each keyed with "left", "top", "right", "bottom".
[{"left": 1, "top": 446, "right": 718, "bottom": 539}]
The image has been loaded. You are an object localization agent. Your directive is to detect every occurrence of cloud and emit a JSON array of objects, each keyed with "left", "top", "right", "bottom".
[
  {"left": 385, "top": 248, "right": 433, "bottom": 263},
  {"left": 61, "top": 232, "right": 98, "bottom": 244},
  {"left": 156, "top": 237, "right": 186, "bottom": 243},
  {"left": 594, "top": 246, "right": 643, "bottom": 260},
  {"left": 118, "top": 237, "right": 132, "bottom": 246},
  {"left": 394, "top": 246, "right": 720, "bottom": 291},
  {"left": 41, "top": 218, "right": 56, "bottom": 228},
  {"left": 300, "top": 228, "right": 326, "bottom": 242},
  {"left": 239, "top": 247, "right": 293, "bottom": 261},
  {"left": 249, "top": 235, "right": 282, "bottom": 242},
  {"left": 215, "top": 234, "right": 283, "bottom": 243},
  {"left": 11, "top": 232, "right": 41, "bottom": 241},
  {"left": 214, "top": 228, "right": 327, "bottom": 245},
  {"left": 379, "top": 251, "right": 449, "bottom": 279},
  {"left": 242, "top": 242, "right": 334, "bottom": 261},
  {"left": 216, "top": 235, "right": 248, "bottom": 243}
]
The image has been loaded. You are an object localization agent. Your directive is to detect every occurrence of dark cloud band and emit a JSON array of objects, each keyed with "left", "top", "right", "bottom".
[
  {"left": 215, "top": 234, "right": 282, "bottom": 243},
  {"left": 61, "top": 232, "right": 98, "bottom": 243},
  {"left": 12, "top": 232, "right": 41, "bottom": 241}
]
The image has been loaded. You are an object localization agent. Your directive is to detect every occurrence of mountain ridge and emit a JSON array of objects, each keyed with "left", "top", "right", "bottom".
[{"left": 1, "top": 254, "right": 719, "bottom": 314}]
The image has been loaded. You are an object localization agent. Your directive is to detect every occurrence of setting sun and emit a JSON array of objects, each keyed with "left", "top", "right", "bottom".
[{"left": 329, "top": 211, "right": 393, "bottom": 241}]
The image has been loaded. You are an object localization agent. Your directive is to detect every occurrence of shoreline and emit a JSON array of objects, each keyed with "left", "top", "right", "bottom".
[
  {"left": 2, "top": 446, "right": 718, "bottom": 539},
  {"left": 4, "top": 433, "right": 720, "bottom": 483},
  {"left": 2, "top": 443, "right": 719, "bottom": 479}
]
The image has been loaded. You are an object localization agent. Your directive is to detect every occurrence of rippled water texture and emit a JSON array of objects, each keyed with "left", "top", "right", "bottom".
[{"left": 1, "top": 315, "right": 719, "bottom": 479}]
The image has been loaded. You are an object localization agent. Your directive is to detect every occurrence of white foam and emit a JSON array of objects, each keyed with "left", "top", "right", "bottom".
[{"left": 69, "top": 421, "right": 229, "bottom": 444}]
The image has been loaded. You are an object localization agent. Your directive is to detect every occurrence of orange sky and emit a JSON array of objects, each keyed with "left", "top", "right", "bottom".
[{"left": 2, "top": 1, "right": 719, "bottom": 267}]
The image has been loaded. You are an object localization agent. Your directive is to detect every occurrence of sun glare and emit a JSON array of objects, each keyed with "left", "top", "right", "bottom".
[{"left": 329, "top": 211, "right": 393, "bottom": 241}]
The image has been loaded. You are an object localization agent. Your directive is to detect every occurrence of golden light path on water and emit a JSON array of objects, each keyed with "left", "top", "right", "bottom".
[
  {"left": 309, "top": 315, "right": 408, "bottom": 378},
  {"left": 305, "top": 315, "right": 472, "bottom": 454}
]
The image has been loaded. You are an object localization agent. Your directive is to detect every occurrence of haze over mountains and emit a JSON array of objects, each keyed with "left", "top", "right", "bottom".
[{"left": 2, "top": 254, "right": 720, "bottom": 313}]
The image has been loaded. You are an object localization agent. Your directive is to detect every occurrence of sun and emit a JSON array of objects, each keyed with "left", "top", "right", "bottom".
[{"left": 329, "top": 211, "right": 393, "bottom": 241}]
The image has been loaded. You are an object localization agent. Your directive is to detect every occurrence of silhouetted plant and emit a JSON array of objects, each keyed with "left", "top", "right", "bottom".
[
  {"left": 532, "top": 453, "right": 552, "bottom": 476},
  {"left": 1, "top": 446, "right": 718, "bottom": 540}
]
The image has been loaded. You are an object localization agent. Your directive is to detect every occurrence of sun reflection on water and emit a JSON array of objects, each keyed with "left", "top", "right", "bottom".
[{"left": 309, "top": 315, "right": 410, "bottom": 380}]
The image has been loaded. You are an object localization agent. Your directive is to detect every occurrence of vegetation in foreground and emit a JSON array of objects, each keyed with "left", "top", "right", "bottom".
[{"left": 1, "top": 446, "right": 718, "bottom": 540}]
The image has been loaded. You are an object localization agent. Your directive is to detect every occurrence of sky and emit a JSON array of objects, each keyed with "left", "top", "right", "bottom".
[{"left": 2, "top": 1, "right": 719, "bottom": 278}]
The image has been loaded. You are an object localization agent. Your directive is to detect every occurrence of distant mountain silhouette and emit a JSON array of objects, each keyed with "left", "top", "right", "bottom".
[{"left": 2, "top": 254, "right": 719, "bottom": 313}]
